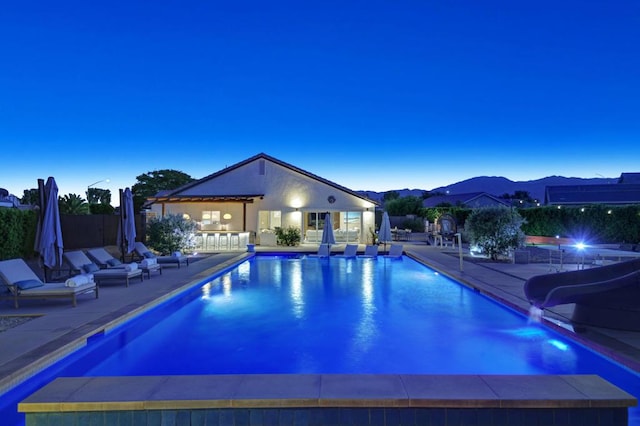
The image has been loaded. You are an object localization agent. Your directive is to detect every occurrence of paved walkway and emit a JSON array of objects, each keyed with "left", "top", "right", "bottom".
[{"left": 2, "top": 240, "right": 640, "bottom": 395}]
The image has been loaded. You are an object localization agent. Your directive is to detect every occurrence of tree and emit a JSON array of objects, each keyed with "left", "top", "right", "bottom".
[
  {"left": 385, "top": 196, "right": 424, "bottom": 216},
  {"left": 58, "top": 194, "right": 90, "bottom": 214},
  {"left": 466, "top": 207, "right": 526, "bottom": 260},
  {"left": 21, "top": 188, "right": 39, "bottom": 206},
  {"left": 132, "top": 169, "right": 196, "bottom": 213},
  {"left": 86, "top": 188, "right": 111, "bottom": 205},
  {"left": 383, "top": 191, "right": 400, "bottom": 202},
  {"left": 89, "top": 203, "right": 115, "bottom": 215}
]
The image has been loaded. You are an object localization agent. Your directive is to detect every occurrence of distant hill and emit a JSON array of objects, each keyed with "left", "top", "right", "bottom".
[{"left": 357, "top": 176, "right": 618, "bottom": 203}]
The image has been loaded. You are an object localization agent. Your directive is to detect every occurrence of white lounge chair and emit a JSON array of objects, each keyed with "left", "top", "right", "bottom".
[
  {"left": 0, "top": 258, "right": 98, "bottom": 308},
  {"left": 63, "top": 251, "right": 143, "bottom": 287},
  {"left": 358, "top": 245, "right": 379, "bottom": 258},
  {"left": 308, "top": 244, "right": 331, "bottom": 258},
  {"left": 384, "top": 244, "right": 404, "bottom": 258},
  {"left": 86, "top": 247, "right": 162, "bottom": 278},
  {"left": 134, "top": 242, "right": 189, "bottom": 268},
  {"left": 335, "top": 244, "right": 358, "bottom": 258}
]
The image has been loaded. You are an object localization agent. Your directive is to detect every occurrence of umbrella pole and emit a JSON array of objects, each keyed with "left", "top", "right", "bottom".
[
  {"left": 119, "top": 189, "right": 126, "bottom": 262},
  {"left": 37, "top": 178, "right": 49, "bottom": 281}
]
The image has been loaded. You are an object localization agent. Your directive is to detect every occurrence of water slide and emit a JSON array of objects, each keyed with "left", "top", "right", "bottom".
[{"left": 524, "top": 258, "right": 640, "bottom": 330}]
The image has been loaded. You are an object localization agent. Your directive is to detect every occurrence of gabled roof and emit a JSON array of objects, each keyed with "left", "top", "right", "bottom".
[
  {"left": 545, "top": 184, "right": 640, "bottom": 205},
  {"left": 423, "top": 192, "right": 509, "bottom": 208},
  {"left": 147, "top": 153, "right": 379, "bottom": 205}
]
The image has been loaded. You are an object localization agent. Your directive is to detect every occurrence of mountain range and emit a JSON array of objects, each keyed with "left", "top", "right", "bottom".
[{"left": 357, "top": 176, "right": 619, "bottom": 203}]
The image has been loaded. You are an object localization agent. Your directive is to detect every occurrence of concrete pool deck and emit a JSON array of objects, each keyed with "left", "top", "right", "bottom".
[{"left": 1, "top": 239, "right": 640, "bottom": 403}]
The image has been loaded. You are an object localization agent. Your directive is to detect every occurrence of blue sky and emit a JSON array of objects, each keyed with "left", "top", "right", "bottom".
[{"left": 1, "top": 0, "right": 639, "bottom": 201}]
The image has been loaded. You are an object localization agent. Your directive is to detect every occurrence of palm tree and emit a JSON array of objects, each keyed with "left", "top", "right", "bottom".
[{"left": 58, "top": 194, "right": 90, "bottom": 215}]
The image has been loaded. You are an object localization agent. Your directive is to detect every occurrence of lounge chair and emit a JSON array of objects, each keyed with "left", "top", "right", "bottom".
[
  {"left": 335, "top": 244, "right": 358, "bottom": 258},
  {"left": 358, "top": 245, "right": 379, "bottom": 258},
  {"left": 87, "top": 247, "right": 162, "bottom": 279},
  {"left": 63, "top": 251, "right": 143, "bottom": 287},
  {"left": 384, "top": 244, "right": 404, "bottom": 258},
  {"left": 308, "top": 244, "right": 331, "bottom": 258},
  {"left": 0, "top": 258, "right": 98, "bottom": 308},
  {"left": 134, "top": 242, "right": 189, "bottom": 268}
]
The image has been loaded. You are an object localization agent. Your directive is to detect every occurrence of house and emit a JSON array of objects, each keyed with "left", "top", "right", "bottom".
[
  {"left": 422, "top": 192, "right": 510, "bottom": 208},
  {"left": 145, "top": 153, "right": 378, "bottom": 249},
  {"left": 0, "top": 188, "right": 23, "bottom": 209},
  {"left": 545, "top": 173, "right": 640, "bottom": 206},
  {"left": 618, "top": 173, "right": 640, "bottom": 184}
]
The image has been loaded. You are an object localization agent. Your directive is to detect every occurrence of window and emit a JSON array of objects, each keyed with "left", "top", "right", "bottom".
[
  {"left": 304, "top": 211, "right": 362, "bottom": 243},
  {"left": 258, "top": 210, "right": 281, "bottom": 230},
  {"left": 306, "top": 212, "right": 328, "bottom": 231},
  {"left": 201, "top": 211, "right": 220, "bottom": 225}
]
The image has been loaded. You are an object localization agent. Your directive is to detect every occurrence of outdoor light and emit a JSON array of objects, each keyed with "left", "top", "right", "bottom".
[
  {"left": 223, "top": 213, "right": 232, "bottom": 220},
  {"left": 575, "top": 242, "right": 586, "bottom": 250},
  {"left": 87, "top": 179, "right": 110, "bottom": 190},
  {"left": 86, "top": 179, "right": 110, "bottom": 204}
]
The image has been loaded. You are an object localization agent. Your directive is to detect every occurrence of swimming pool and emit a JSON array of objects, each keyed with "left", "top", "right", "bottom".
[{"left": 2, "top": 254, "right": 640, "bottom": 424}]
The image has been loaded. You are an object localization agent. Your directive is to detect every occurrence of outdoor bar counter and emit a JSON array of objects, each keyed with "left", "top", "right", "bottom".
[{"left": 196, "top": 231, "right": 250, "bottom": 251}]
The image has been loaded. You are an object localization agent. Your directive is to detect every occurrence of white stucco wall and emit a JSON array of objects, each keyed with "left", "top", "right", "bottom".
[{"left": 149, "top": 157, "right": 377, "bottom": 243}]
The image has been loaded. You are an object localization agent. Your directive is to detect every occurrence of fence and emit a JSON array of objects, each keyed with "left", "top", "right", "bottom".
[{"left": 60, "top": 214, "right": 146, "bottom": 250}]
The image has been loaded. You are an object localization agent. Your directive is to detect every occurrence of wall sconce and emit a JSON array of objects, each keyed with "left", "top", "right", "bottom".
[{"left": 223, "top": 213, "right": 232, "bottom": 220}]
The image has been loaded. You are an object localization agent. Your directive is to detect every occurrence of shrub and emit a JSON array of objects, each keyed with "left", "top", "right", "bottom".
[
  {"left": 89, "top": 203, "right": 115, "bottom": 215},
  {"left": 466, "top": 207, "right": 526, "bottom": 260},
  {"left": 0, "top": 209, "right": 38, "bottom": 260},
  {"left": 146, "top": 214, "right": 197, "bottom": 255},
  {"left": 275, "top": 226, "right": 301, "bottom": 246},
  {"left": 401, "top": 217, "right": 426, "bottom": 232}
]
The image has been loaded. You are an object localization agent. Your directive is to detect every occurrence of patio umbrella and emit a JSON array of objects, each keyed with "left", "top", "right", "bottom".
[
  {"left": 378, "top": 211, "right": 392, "bottom": 252},
  {"left": 118, "top": 187, "right": 137, "bottom": 256},
  {"left": 35, "top": 177, "right": 63, "bottom": 279},
  {"left": 321, "top": 211, "right": 336, "bottom": 250}
]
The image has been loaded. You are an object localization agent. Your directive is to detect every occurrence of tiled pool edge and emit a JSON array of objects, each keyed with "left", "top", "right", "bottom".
[
  {"left": 0, "top": 253, "right": 254, "bottom": 397},
  {"left": 19, "top": 374, "right": 636, "bottom": 426},
  {"left": 404, "top": 251, "right": 640, "bottom": 374}
]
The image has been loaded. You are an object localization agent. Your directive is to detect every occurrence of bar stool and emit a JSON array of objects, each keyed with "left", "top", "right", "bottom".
[
  {"left": 209, "top": 233, "right": 219, "bottom": 250},
  {"left": 218, "top": 233, "right": 229, "bottom": 250},
  {"left": 230, "top": 233, "right": 240, "bottom": 250}
]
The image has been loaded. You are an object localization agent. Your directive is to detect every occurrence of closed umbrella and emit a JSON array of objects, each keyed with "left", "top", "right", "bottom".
[
  {"left": 35, "top": 177, "right": 63, "bottom": 279},
  {"left": 378, "top": 211, "right": 392, "bottom": 252},
  {"left": 321, "top": 211, "right": 336, "bottom": 251},
  {"left": 118, "top": 187, "right": 137, "bottom": 256}
]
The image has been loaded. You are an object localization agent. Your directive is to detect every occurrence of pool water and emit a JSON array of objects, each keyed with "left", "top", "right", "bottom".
[{"left": 2, "top": 254, "right": 640, "bottom": 425}]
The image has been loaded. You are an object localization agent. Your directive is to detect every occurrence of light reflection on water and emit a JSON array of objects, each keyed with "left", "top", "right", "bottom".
[
  {"left": 2, "top": 254, "right": 640, "bottom": 426},
  {"left": 290, "top": 260, "right": 304, "bottom": 319},
  {"left": 350, "top": 258, "right": 377, "bottom": 364}
]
